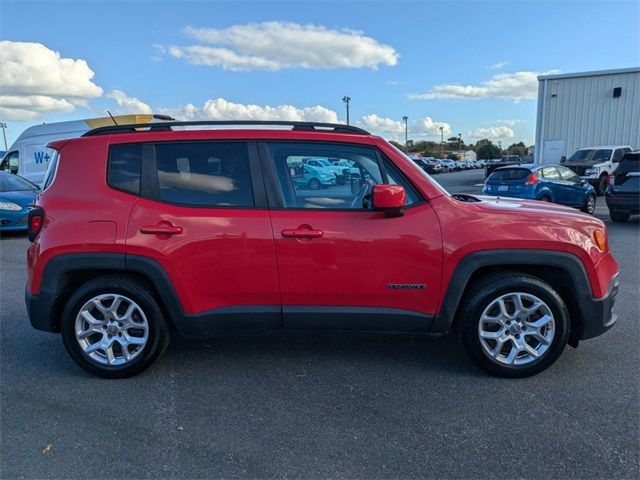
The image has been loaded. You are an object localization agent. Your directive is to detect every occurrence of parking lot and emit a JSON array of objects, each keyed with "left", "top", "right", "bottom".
[{"left": 0, "top": 168, "right": 638, "bottom": 479}]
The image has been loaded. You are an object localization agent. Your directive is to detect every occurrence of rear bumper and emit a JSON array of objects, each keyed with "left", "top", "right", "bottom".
[
  {"left": 578, "top": 273, "right": 619, "bottom": 340},
  {"left": 25, "top": 286, "right": 59, "bottom": 333},
  {"left": 605, "top": 192, "right": 640, "bottom": 214}
]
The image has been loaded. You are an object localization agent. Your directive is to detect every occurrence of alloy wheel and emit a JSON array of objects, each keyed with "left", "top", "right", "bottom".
[{"left": 478, "top": 292, "right": 555, "bottom": 366}]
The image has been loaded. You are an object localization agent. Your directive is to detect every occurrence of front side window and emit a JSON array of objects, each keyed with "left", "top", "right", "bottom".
[
  {"left": 155, "top": 142, "right": 254, "bottom": 207},
  {"left": 267, "top": 142, "right": 420, "bottom": 209},
  {"left": 541, "top": 167, "right": 560, "bottom": 180},
  {"left": 0, "top": 151, "right": 19, "bottom": 174},
  {"left": 558, "top": 166, "right": 580, "bottom": 183},
  {"left": 592, "top": 149, "right": 612, "bottom": 162}
]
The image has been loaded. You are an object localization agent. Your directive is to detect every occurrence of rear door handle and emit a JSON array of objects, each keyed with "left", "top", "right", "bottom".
[
  {"left": 140, "top": 223, "right": 183, "bottom": 235},
  {"left": 281, "top": 228, "right": 324, "bottom": 239}
]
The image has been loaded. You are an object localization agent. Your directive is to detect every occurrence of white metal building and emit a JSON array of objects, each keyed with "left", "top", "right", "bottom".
[{"left": 534, "top": 67, "right": 640, "bottom": 163}]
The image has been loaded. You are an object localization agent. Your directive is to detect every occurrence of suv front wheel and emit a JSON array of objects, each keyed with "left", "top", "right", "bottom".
[
  {"left": 60, "top": 275, "right": 170, "bottom": 378},
  {"left": 458, "top": 273, "right": 569, "bottom": 377}
]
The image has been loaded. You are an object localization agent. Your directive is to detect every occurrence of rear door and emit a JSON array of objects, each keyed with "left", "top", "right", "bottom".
[
  {"left": 261, "top": 141, "right": 443, "bottom": 331},
  {"left": 122, "top": 140, "right": 281, "bottom": 330}
]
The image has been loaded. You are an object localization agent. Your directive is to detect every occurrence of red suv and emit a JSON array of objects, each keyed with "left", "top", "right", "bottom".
[{"left": 25, "top": 121, "right": 620, "bottom": 378}]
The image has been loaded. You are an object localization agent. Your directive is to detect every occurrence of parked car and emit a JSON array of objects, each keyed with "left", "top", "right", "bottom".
[
  {"left": 302, "top": 157, "right": 348, "bottom": 185},
  {"left": 26, "top": 120, "right": 619, "bottom": 379},
  {"left": 483, "top": 164, "right": 596, "bottom": 214},
  {"left": 294, "top": 164, "right": 336, "bottom": 189},
  {"left": 330, "top": 158, "right": 360, "bottom": 179},
  {"left": 605, "top": 151, "right": 639, "bottom": 222},
  {"left": 563, "top": 146, "right": 633, "bottom": 196},
  {"left": 412, "top": 158, "right": 436, "bottom": 175},
  {"left": 439, "top": 159, "right": 455, "bottom": 172},
  {"left": 0, "top": 114, "right": 174, "bottom": 186},
  {"left": 485, "top": 155, "right": 524, "bottom": 178},
  {"left": 0, "top": 172, "right": 39, "bottom": 232}
]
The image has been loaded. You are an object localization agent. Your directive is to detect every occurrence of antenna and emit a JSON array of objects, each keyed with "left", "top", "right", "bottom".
[{"left": 107, "top": 111, "right": 118, "bottom": 126}]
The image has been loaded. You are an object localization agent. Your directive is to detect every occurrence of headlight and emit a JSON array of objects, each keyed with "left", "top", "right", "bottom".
[{"left": 0, "top": 202, "right": 22, "bottom": 211}]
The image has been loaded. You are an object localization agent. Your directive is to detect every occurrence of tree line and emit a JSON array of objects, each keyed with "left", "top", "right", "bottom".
[{"left": 390, "top": 138, "right": 531, "bottom": 160}]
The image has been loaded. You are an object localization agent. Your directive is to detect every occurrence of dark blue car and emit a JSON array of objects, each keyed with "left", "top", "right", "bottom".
[
  {"left": 0, "top": 172, "right": 39, "bottom": 232},
  {"left": 483, "top": 164, "right": 596, "bottom": 214}
]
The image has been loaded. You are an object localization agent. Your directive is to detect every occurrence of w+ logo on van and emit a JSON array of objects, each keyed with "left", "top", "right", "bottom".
[{"left": 34, "top": 152, "right": 51, "bottom": 164}]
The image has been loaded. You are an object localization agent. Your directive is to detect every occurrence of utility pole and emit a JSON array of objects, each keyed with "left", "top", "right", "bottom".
[
  {"left": 0, "top": 123, "right": 7, "bottom": 151},
  {"left": 439, "top": 126, "right": 444, "bottom": 158},
  {"left": 342, "top": 96, "right": 351, "bottom": 125},
  {"left": 458, "top": 133, "right": 462, "bottom": 158},
  {"left": 402, "top": 116, "right": 408, "bottom": 152}
]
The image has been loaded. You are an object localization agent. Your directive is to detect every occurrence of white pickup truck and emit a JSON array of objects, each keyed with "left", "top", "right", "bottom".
[{"left": 563, "top": 145, "right": 633, "bottom": 195}]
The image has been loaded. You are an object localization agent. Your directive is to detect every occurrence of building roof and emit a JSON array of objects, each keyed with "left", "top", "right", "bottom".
[{"left": 538, "top": 67, "right": 640, "bottom": 81}]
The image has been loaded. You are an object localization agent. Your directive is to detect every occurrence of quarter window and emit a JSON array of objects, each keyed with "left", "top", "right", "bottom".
[
  {"left": 154, "top": 142, "right": 254, "bottom": 207},
  {"left": 108, "top": 144, "right": 142, "bottom": 195},
  {"left": 267, "top": 142, "right": 420, "bottom": 209}
]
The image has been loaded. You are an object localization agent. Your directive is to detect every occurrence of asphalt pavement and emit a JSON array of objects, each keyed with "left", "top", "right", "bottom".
[{"left": 1, "top": 169, "right": 638, "bottom": 479}]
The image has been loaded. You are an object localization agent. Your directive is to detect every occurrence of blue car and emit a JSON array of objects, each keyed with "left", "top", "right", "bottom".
[
  {"left": 483, "top": 164, "right": 596, "bottom": 214},
  {"left": 0, "top": 172, "right": 39, "bottom": 232}
]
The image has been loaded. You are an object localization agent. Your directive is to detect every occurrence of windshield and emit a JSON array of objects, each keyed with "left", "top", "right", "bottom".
[
  {"left": 568, "top": 149, "right": 594, "bottom": 162},
  {"left": 0, "top": 174, "right": 38, "bottom": 192}
]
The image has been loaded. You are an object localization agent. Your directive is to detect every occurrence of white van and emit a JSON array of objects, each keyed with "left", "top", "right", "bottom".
[{"left": 0, "top": 114, "right": 172, "bottom": 185}]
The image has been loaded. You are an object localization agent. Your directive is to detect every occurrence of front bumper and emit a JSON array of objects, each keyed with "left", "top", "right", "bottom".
[
  {"left": 0, "top": 209, "right": 29, "bottom": 231},
  {"left": 578, "top": 273, "right": 619, "bottom": 340}
]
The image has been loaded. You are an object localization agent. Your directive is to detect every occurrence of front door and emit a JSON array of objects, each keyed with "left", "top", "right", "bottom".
[{"left": 262, "top": 141, "right": 443, "bottom": 331}]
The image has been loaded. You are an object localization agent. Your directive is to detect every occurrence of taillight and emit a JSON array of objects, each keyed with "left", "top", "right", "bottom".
[
  {"left": 524, "top": 172, "right": 539, "bottom": 186},
  {"left": 27, "top": 207, "right": 44, "bottom": 242},
  {"left": 609, "top": 174, "right": 615, "bottom": 186}
]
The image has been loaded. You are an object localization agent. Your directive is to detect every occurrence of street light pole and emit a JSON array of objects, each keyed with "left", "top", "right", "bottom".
[
  {"left": 439, "top": 126, "right": 444, "bottom": 158},
  {"left": 0, "top": 123, "right": 7, "bottom": 151},
  {"left": 402, "top": 116, "right": 408, "bottom": 152},
  {"left": 342, "top": 96, "right": 351, "bottom": 125}
]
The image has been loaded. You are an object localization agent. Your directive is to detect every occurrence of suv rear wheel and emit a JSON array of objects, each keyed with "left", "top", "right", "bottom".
[
  {"left": 60, "top": 275, "right": 170, "bottom": 378},
  {"left": 458, "top": 273, "right": 569, "bottom": 377},
  {"left": 609, "top": 209, "right": 630, "bottom": 223}
]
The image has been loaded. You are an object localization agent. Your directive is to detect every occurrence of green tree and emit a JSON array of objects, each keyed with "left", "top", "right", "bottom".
[
  {"left": 507, "top": 142, "right": 527, "bottom": 157},
  {"left": 475, "top": 139, "right": 501, "bottom": 160}
]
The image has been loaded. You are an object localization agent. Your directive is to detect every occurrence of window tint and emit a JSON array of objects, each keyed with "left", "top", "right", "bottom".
[
  {"left": 613, "top": 149, "right": 625, "bottom": 162},
  {"left": 557, "top": 166, "right": 580, "bottom": 183},
  {"left": 108, "top": 144, "right": 142, "bottom": 195},
  {"left": 488, "top": 168, "right": 531, "bottom": 181},
  {"left": 541, "top": 167, "right": 560, "bottom": 180},
  {"left": 618, "top": 152, "right": 640, "bottom": 173},
  {"left": 0, "top": 151, "right": 19, "bottom": 174},
  {"left": 155, "top": 142, "right": 254, "bottom": 207},
  {"left": 267, "top": 142, "right": 420, "bottom": 209}
]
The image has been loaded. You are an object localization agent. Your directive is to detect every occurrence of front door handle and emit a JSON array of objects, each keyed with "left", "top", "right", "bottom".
[
  {"left": 140, "top": 222, "right": 183, "bottom": 235},
  {"left": 281, "top": 227, "right": 324, "bottom": 239}
]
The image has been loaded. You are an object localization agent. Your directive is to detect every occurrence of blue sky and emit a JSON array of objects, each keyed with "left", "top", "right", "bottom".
[{"left": 1, "top": 0, "right": 639, "bottom": 146}]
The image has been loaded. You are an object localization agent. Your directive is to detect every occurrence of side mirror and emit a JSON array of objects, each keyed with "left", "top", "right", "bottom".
[{"left": 372, "top": 184, "right": 406, "bottom": 218}]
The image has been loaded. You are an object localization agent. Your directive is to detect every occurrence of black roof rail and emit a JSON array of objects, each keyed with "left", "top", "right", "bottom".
[{"left": 82, "top": 120, "right": 370, "bottom": 137}]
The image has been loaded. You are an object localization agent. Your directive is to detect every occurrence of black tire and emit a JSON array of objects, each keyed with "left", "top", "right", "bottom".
[
  {"left": 308, "top": 178, "right": 321, "bottom": 190},
  {"left": 539, "top": 196, "right": 551, "bottom": 202},
  {"left": 596, "top": 175, "right": 608, "bottom": 196},
  {"left": 609, "top": 209, "right": 630, "bottom": 223},
  {"left": 60, "top": 275, "right": 170, "bottom": 378},
  {"left": 580, "top": 194, "right": 596, "bottom": 214},
  {"left": 457, "top": 272, "right": 570, "bottom": 378}
]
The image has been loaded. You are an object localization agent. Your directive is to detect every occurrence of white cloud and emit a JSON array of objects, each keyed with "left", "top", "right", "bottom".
[
  {"left": 408, "top": 70, "right": 559, "bottom": 102},
  {"left": 489, "top": 61, "right": 508, "bottom": 69},
  {"left": 162, "top": 22, "right": 399, "bottom": 71},
  {"left": 107, "top": 89, "right": 152, "bottom": 114},
  {"left": 160, "top": 98, "right": 339, "bottom": 123},
  {"left": 358, "top": 114, "right": 451, "bottom": 138},
  {"left": 496, "top": 119, "right": 524, "bottom": 126},
  {"left": 468, "top": 126, "right": 515, "bottom": 139},
  {"left": 0, "top": 41, "right": 103, "bottom": 120}
]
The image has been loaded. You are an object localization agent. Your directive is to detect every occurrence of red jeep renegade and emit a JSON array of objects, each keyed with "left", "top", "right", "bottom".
[{"left": 25, "top": 121, "right": 619, "bottom": 378}]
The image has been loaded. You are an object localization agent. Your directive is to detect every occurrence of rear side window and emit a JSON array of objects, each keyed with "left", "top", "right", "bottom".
[
  {"left": 617, "top": 153, "right": 640, "bottom": 173},
  {"left": 154, "top": 142, "right": 254, "bottom": 207},
  {"left": 489, "top": 168, "right": 531, "bottom": 181},
  {"left": 108, "top": 144, "right": 142, "bottom": 195}
]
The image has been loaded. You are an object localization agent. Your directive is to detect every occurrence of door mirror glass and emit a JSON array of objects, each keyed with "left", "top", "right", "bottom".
[{"left": 372, "top": 184, "right": 406, "bottom": 217}]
